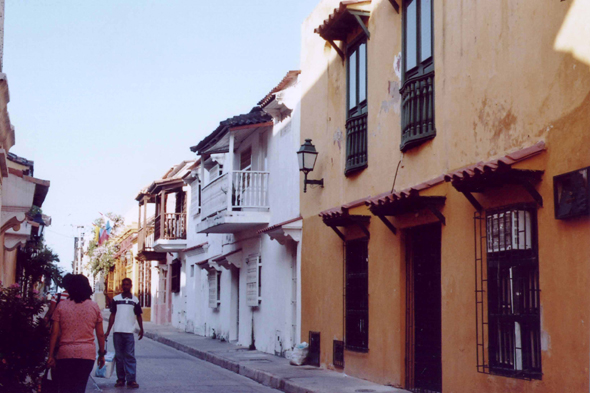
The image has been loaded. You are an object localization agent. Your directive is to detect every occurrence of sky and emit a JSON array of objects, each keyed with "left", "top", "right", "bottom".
[{"left": 4, "top": 0, "right": 320, "bottom": 272}]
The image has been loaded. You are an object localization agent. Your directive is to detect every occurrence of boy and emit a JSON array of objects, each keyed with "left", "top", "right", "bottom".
[{"left": 105, "top": 278, "right": 144, "bottom": 389}]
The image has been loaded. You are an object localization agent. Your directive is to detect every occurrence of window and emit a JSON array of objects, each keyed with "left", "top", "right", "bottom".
[
  {"left": 190, "top": 264, "right": 195, "bottom": 278},
  {"left": 345, "top": 239, "right": 369, "bottom": 351},
  {"left": 171, "top": 259, "right": 181, "bottom": 293},
  {"left": 485, "top": 205, "right": 542, "bottom": 379},
  {"left": 345, "top": 38, "right": 368, "bottom": 175},
  {"left": 401, "top": 0, "right": 435, "bottom": 151}
]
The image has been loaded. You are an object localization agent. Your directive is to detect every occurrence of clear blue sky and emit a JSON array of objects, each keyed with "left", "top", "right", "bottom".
[{"left": 4, "top": 0, "right": 319, "bottom": 272}]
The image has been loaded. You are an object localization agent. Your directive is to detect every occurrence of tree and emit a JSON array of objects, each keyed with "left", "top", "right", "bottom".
[
  {"left": 86, "top": 213, "right": 124, "bottom": 276},
  {"left": 17, "top": 237, "right": 62, "bottom": 296}
]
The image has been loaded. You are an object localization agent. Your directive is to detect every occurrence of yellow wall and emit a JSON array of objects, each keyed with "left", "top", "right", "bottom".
[{"left": 300, "top": 0, "right": 590, "bottom": 391}]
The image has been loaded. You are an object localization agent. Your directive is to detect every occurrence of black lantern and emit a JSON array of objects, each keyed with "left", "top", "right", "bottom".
[{"left": 297, "top": 139, "right": 324, "bottom": 193}]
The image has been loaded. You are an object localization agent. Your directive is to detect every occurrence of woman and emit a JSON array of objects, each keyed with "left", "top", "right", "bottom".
[{"left": 47, "top": 275, "right": 106, "bottom": 393}]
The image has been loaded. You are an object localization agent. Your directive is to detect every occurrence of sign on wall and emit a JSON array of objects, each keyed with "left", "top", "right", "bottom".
[{"left": 246, "top": 256, "right": 261, "bottom": 307}]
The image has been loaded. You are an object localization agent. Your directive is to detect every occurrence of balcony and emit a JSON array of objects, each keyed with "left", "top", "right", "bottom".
[
  {"left": 137, "top": 223, "right": 166, "bottom": 261},
  {"left": 400, "top": 72, "right": 436, "bottom": 152},
  {"left": 153, "top": 213, "right": 188, "bottom": 252},
  {"left": 197, "top": 170, "right": 270, "bottom": 233},
  {"left": 345, "top": 113, "right": 368, "bottom": 175}
]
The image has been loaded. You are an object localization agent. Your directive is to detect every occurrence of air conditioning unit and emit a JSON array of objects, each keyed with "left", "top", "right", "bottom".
[{"left": 486, "top": 210, "right": 532, "bottom": 253}]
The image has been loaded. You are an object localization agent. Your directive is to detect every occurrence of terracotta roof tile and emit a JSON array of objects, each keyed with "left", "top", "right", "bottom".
[
  {"left": 314, "top": 0, "right": 371, "bottom": 41},
  {"left": 444, "top": 141, "right": 546, "bottom": 183},
  {"left": 258, "top": 71, "right": 301, "bottom": 107}
]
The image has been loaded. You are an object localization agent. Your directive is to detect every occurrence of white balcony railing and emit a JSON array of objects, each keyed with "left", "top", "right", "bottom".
[{"left": 201, "top": 171, "right": 270, "bottom": 218}]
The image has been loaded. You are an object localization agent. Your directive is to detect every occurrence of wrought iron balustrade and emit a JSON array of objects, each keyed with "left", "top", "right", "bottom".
[{"left": 400, "top": 72, "right": 435, "bottom": 151}]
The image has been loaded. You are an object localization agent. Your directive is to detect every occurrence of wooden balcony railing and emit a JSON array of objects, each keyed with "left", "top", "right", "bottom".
[
  {"left": 138, "top": 224, "right": 155, "bottom": 252},
  {"left": 400, "top": 71, "right": 435, "bottom": 152},
  {"left": 154, "top": 213, "right": 187, "bottom": 241},
  {"left": 345, "top": 113, "right": 368, "bottom": 175},
  {"left": 201, "top": 171, "right": 270, "bottom": 218}
]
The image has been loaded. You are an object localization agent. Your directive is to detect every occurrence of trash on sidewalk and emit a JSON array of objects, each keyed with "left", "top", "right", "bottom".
[{"left": 286, "top": 342, "right": 309, "bottom": 366}]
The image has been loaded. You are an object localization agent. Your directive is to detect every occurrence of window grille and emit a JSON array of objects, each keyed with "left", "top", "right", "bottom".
[
  {"left": 333, "top": 340, "right": 344, "bottom": 368},
  {"left": 474, "top": 204, "right": 542, "bottom": 380},
  {"left": 345, "top": 239, "right": 369, "bottom": 352},
  {"left": 309, "top": 331, "right": 321, "bottom": 367}
]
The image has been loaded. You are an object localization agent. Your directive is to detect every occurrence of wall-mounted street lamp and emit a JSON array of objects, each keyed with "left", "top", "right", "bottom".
[{"left": 297, "top": 139, "right": 324, "bottom": 193}]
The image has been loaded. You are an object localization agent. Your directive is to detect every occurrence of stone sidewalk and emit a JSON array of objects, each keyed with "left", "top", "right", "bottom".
[{"left": 102, "top": 310, "right": 407, "bottom": 393}]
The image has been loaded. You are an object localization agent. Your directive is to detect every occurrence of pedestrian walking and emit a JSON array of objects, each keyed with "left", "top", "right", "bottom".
[
  {"left": 105, "top": 278, "right": 144, "bottom": 389},
  {"left": 47, "top": 274, "right": 106, "bottom": 393},
  {"left": 44, "top": 273, "right": 73, "bottom": 326}
]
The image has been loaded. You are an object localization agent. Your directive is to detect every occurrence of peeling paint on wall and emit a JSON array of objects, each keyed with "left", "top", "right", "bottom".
[
  {"left": 394, "top": 52, "right": 402, "bottom": 80},
  {"left": 380, "top": 81, "right": 401, "bottom": 115},
  {"left": 333, "top": 128, "right": 343, "bottom": 150}
]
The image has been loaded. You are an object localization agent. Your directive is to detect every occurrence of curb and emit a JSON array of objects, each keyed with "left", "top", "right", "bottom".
[{"left": 144, "top": 331, "right": 313, "bottom": 393}]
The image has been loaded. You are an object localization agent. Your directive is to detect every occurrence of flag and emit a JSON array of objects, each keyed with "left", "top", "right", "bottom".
[{"left": 93, "top": 225, "right": 100, "bottom": 243}]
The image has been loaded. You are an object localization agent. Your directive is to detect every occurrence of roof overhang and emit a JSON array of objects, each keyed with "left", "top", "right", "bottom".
[
  {"left": 444, "top": 141, "right": 546, "bottom": 211},
  {"left": 314, "top": 1, "right": 372, "bottom": 60},
  {"left": 210, "top": 248, "right": 242, "bottom": 270},
  {"left": 319, "top": 197, "right": 371, "bottom": 240},
  {"left": 258, "top": 216, "right": 302, "bottom": 245}
]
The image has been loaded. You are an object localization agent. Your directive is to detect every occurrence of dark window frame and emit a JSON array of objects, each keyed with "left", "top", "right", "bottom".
[
  {"left": 171, "top": 259, "right": 181, "bottom": 294},
  {"left": 400, "top": 0, "right": 435, "bottom": 151},
  {"left": 345, "top": 238, "right": 369, "bottom": 352},
  {"left": 345, "top": 35, "right": 369, "bottom": 176},
  {"left": 484, "top": 204, "right": 542, "bottom": 380}
]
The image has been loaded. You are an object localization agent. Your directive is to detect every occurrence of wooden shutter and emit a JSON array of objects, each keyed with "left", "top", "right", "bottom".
[
  {"left": 208, "top": 270, "right": 219, "bottom": 308},
  {"left": 246, "top": 256, "right": 261, "bottom": 307}
]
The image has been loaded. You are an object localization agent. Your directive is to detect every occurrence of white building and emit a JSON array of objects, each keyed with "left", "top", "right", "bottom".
[{"left": 183, "top": 71, "right": 302, "bottom": 355}]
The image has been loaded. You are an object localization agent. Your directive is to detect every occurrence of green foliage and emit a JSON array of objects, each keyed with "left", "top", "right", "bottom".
[
  {"left": 0, "top": 283, "right": 49, "bottom": 393},
  {"left": 18, "top": 237, "right": 62, "bottom": 294},
  {"left": 87, "top": 213, "right": 124, "bottom": 276}
]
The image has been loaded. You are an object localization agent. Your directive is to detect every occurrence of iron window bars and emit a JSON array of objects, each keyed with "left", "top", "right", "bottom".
[
  {"left": 345, "top": 239, "right": 369, "bottom": 352},
  {"left": 346, "top": 37, "right": 368, "bottom": 175},
  {"left": 474, "top": 203, "right": 542, "bottom": 380},
  {"left": 333, "top": 340, "right": 345, "bottom": 368}
]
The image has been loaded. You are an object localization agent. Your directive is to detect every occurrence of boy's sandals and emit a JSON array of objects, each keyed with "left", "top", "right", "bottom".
[
  {"left": 114, "top": 379, "right": 125, "bottom": 388},
  {"left": 127, "top": 381, "right": 140, "bottom": 389}
]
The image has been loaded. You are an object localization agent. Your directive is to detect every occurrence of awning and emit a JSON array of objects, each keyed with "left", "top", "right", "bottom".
[
  {"left": 444, "top": 141, "right": 546, "bottom": 211},
  {"left": 319, "top": 197, "right": 371, "bottom": 240},
  {"left": 314, "top": 1, "right": 372, "bottom": 60},
  {"left": 365, "top": 176, "right": 446, "bottom": 235}
]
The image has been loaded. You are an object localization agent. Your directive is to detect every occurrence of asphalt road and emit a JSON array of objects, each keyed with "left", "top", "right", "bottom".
[{"left": 86, "top": 335, "right": 281, "bottom": 393}]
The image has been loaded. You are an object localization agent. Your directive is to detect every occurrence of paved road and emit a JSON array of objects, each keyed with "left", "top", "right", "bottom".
[{"left": 86, "top": 335, "right": 281, "bottom": 393}]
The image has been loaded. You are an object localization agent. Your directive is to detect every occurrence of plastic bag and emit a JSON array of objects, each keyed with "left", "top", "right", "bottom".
[
  {"left": 92, "top": 352, "right": 115, "bottom": 378},
  {"left": 289, "top": 342, "right": 309, "bottom": 366}
]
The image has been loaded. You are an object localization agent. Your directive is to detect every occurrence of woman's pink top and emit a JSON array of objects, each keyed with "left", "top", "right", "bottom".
[{"left": 52, "top": 299, "right": 102, "bottom": 360}]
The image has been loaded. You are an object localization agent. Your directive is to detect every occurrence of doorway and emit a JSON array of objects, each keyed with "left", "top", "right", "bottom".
[{"left": 406, "top": 223, "right": 442, "bottom": 393}]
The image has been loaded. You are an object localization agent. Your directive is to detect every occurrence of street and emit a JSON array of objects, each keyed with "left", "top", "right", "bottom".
[{"left": 87, "top": 336, "right": 281, "bottom": 393}]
